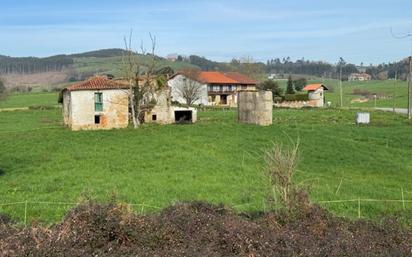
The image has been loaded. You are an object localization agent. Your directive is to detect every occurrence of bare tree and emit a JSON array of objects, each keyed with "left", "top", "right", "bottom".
[
  {"left": 122, "top": 31, "right": 160, "bottom": 128},
  {"left": 174, "top": 69, "right": 203, "bottom": 106},
  {"left": 239, "top": 55, "right": 264, "bottom": 80},
  {"left": 0, "top": 77, "right": 6, "bottom": 101}
]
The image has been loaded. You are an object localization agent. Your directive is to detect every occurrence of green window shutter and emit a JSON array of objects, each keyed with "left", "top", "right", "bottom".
[{"left": 94, "top": 93, "right": 103, "bottom": 112}]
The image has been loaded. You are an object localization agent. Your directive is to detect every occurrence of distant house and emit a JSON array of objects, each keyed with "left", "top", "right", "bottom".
[
  {"left": 348, "top": 73, "right": 371, "bottom": 81},
  {"left": 168, "top": 71, "right": 257, "bottom": 107},
  {"left": 303, "top": 84, "right": 329, "bottom": 107},
  {"left": 62, "top": 76, "right": 129, "bottom": 131}
]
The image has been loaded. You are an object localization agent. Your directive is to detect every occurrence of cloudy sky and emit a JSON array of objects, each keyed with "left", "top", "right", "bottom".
[{"left": 1, "top": 0, "right": 412, "bottom": 64}]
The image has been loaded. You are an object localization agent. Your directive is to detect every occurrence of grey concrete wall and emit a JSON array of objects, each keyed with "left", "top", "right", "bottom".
[{"left": 238, "top": 90, "right": 273, "bottom": 126}]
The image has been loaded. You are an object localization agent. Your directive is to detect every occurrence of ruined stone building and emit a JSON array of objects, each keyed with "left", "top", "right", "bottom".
[
  {"left": 144, "top": 88, "right": 197, "bottom": 124},
  {"left": 168, "top": 71, "right": 257, "bottom": 107},
  {"left": 62, "top": 76, "right": 197, "bottom": 130},
  {"left": 62, "top": 76, "right": 129, "bottom": 131}
]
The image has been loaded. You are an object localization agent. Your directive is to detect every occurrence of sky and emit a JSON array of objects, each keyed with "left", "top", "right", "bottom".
[{"left": 1, "top": 0, "right": 412, "bottom": 64}]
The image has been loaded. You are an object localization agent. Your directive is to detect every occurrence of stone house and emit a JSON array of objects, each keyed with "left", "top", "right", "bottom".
[
  {"left": 62, "top": 76, "right": 197, "bottom": 130},
  {"left": 303, "top": 84, "right": 329, "bottom": 107},
  {"left": 62, "top": 76, "right": 129, "bottom": 131},
  {"left": 168, "top": 71, "right": 257, "bottom": 107}
]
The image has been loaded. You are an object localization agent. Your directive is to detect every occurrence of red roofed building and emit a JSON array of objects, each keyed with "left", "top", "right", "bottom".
[
  {"left": 303, "top": 84, "right": 328, "bottom": 107},
  {"left": 62, "top": 76, "right": 129, "bottom": 130},
  {"left": 168, "top": 71, "right": 257, "bottom": 106}
]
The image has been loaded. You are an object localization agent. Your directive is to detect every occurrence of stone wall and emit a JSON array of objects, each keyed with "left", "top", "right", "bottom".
[{"left": 237, "top": 90, "right": 273, "bottom": 126}]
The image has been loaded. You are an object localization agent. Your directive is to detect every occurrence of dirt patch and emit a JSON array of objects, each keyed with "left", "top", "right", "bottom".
[
  {"left": 2, "top": 71, "right": 69, "bottom": 89},
  {"left": 0, "top": 201, "right": 411, "bottom": 257}
]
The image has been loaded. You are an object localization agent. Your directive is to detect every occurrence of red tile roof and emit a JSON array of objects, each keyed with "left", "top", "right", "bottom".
[
  {"left": 170, "top": 71, "right": 257, "bottom": 85},
  {"left": 65, "top": 76, "right": 129, "bottom": 91},
  {"left": 303, "top": 84, "right": 328, "bottom": 91},
  {"left": 197, "top": 72, "right": 238, "bottom": 84},
  {"left": 224, "top": 72, "right": 257, "bottom": 85}
]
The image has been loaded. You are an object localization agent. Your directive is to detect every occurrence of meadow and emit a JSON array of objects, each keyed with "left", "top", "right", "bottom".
[
  {"left": 278, "top": 79, "right": 409, "bottom": 109},
  {"left": 0, "top": 90, "right": 412, "bottom": 224}
]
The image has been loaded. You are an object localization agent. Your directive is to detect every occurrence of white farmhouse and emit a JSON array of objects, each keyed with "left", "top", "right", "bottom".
[
  {"left": 168, "top": 71, "right": 257, "bottom": 107},
  {"left": 62, "top": 76, "right": 129, "bottom": 131}
]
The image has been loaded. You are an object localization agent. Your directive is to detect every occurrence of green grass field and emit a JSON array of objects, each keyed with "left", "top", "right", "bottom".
[
  {"left": 0, "top": 91, "right": 412, "bottom": 223},
  {"left": 277, "top": 79, "right": 409, "bottom": 109},
  {"left": 0, "top": 92, "right": 59, "bottom": 109}
]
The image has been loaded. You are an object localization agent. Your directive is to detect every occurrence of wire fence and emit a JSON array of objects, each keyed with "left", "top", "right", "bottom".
[{"left": 0, "top": 198, "right": 411, "bottom": 226}]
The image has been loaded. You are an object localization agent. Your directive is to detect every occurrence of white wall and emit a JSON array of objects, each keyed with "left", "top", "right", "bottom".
[
  {"left": 308, "top": 88, "right": 325, "bottom": 107},
  {"left": 168, "top": 75, "right": 208, "bottom": 105},
  {"left": 67, "top": 89, "right": 129, "bottom": 130}
]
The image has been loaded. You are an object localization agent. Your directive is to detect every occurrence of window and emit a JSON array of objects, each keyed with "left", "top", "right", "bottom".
[
  {"left": 94, "top": 92, "right": 103, "bottom": 112},
  {"left": 94, "top": 115, "right": 101, "bottom": 124},
  {"left": 241, "top": 85, "right": 247, "bottom": 90},
  {"left": 152, "top": 114, "right": 157, "bottom": 121}
]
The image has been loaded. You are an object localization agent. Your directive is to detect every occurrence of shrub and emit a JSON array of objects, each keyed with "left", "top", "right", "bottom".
[
  {"left": 258, "top": 80, "right": 283, "bottom": 99},
  {"left": 264, "top": 140, "right": 305, "bottom": 212},
  {"left": 293, "top": 78, "right": 307, "bottom": 92},
  {"left": 284, "top": 94, "right": 309, "bottom": 101}
]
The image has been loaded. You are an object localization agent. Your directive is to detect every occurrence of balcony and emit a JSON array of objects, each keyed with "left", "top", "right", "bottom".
[{"left": 207, "top": 89, "right": 236, "bottom": 95}]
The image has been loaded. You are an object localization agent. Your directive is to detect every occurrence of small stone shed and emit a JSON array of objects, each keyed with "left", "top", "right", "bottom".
[
  {"left": 144, "top": 88, "right": 197, "bottom": 124},
  {"left": 238, "top": 90, "right": 273, "bottom": 126},
  {"left": 62, "top": 76, "right": 129, "bottom": 131},
  {"left": 303, "top": 84, "right": 328, "bottom": 107}
]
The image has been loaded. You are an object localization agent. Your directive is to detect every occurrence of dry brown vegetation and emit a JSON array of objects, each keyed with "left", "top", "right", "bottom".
[{"left": 0, "top": 201, "right": 411, "bottom": 257}]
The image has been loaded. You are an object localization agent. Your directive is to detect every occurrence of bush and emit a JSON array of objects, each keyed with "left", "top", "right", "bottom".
[
  {"left": 258, "top": 80, "right": 283, "bottom": 99},
  {"left": 293, "top": 78, "right": 307, "bottom": 92},
  {"left": 284, "top": 94, "right": 309, "bottom": 101}
]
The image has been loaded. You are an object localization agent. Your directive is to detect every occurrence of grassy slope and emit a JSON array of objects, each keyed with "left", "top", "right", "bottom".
[
  {"left": 73, "top": 56, "right": 198, "bottom": 77},
  {"left": 0, "top": 93, "right": 411, "bottom": 223}
]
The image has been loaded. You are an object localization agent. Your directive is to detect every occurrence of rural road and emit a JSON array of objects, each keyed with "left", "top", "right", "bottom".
[{"left": 376, "top": 108, "right": 407, "bottom": 114}]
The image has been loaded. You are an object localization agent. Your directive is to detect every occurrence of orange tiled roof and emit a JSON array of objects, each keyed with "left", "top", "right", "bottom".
[
  {"left": 303, "top": 84, "right": 328, "bottom": 91},
  {"left": 224, "top": 72, "right": 257, "bottom": 85},
  {"left": 171, "top": 71, "right": 257, "bottom": 85},
  {"left": 197, "top": 72, "right": 238, "bottom": 84},
  {"left": 65, "top": 76, "right": 129, "bottom": 91}
]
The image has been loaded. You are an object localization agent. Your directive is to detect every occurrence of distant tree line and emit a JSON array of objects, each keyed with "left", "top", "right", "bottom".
[
  {"left": 365, "top": 59, "right": 410, "bottom": 80},
  {"left": 0, "top": 55, "right": 73, "bottom": 74}
]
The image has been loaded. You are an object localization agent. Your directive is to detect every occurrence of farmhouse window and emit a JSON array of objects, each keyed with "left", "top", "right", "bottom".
[
  {"left": 94, "top": 93, "right": 103, "bottom": 112},
  {"left": 94, "top": 115, "right": 101, "bottom": 124}
]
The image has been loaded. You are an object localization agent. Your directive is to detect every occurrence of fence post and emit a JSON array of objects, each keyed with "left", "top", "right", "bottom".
[
  {"left": 242, "top": 152, "right": 245, "bottom": 168},
  {"left": 140, "top": 203, "right": 145, "bottom": 214},
  {"left": 357, "top": 198, "right": 361, "bottom": 218},
  {"left": 24, "top": 200, "right": 28, "bottom": 227},
  {"left": 401, "top": 188, "right": 406, "bottom": 211}
]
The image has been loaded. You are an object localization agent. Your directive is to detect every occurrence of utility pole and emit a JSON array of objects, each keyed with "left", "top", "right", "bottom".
[
  {"left": 339, "top": 64, "right": 343, "bottom": 108},
  {"left": 393, "top": 71, "right": 397, "bottom": 113},
  {"left": 408, "top": 56, "right": 412, "bottom": 119}
]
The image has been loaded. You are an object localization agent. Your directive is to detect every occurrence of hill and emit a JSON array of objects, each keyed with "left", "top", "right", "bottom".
[{"left": 0, "top": 49, "right": 410, "bottom": 90}]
